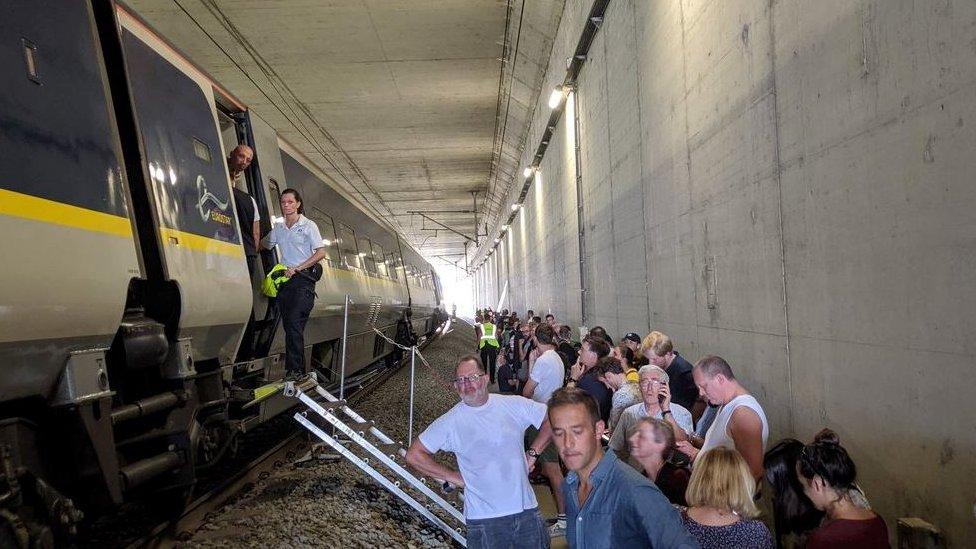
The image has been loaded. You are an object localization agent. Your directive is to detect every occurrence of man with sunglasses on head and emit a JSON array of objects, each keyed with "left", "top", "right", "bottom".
[{"left": 407, "top": 354, "right": 555, "bottom": 549}]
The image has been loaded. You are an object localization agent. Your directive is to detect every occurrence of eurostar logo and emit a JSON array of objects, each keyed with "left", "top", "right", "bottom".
[{"left": 195, "top": 174, "right": 231, "bottom": 225}]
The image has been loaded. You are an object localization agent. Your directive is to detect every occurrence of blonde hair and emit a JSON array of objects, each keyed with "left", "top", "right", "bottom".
[
  {"left": 650, "top": 334, "right": 673, "bottom": 357},
  {"left": 639, "top": 330, "right": 664, "bottom": 356},
  {"left": 685, "top": 447, "right": 760, "bottom": 518}
]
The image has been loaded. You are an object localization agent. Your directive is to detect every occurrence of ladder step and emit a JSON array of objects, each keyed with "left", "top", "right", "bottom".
[
  {"left": 284, "top": 373, "right": 466, "bottom": 544},
  {"left": 294, "top": 413, "right": 466, "bottom": 546},
  {"left": 317, "top": 400, "right": 347, "bottom": 412}
]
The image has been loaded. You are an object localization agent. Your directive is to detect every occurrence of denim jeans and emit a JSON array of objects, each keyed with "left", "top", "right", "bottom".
[{"left": 465, "top": 507, "right": 550, "bottom": 549}]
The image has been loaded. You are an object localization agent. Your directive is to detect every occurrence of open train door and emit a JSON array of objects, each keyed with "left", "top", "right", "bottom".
[
  {"left": 237, "top": 109, "right": 288, "bottom": 360},
  {"left": 215, "top": 107, "right": 287, "bottom": 322}
]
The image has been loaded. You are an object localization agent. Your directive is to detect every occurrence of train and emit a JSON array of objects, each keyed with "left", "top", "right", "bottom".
[{"left": 0, "top": 1, "right": 445, "bottom": 544}]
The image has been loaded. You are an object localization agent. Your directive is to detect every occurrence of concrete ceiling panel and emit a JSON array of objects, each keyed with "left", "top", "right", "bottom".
[{"left": 128, "top": 0, "right": 566, "bottom": 259}]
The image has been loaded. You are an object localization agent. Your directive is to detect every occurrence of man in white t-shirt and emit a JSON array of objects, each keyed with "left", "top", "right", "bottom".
[
  {"left": 406, "top": 355, "right": 553, "bottom": 549},
  {"left": 522, "top": 323, "right": 567, "bottom": 537}
]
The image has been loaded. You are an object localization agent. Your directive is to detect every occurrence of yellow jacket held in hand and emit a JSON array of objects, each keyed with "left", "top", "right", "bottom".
[{"left": 262, "top": 263, "right": 290, "bottom": 297}]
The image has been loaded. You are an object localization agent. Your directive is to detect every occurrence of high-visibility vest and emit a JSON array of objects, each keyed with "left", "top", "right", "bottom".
[{"left": 479, "top": 322, "right": 499, "bottom": 349}]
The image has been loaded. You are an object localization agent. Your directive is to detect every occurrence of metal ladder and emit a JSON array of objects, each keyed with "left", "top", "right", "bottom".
[{"left": 284, "top": 373, "right": 467, "bottom": 546}]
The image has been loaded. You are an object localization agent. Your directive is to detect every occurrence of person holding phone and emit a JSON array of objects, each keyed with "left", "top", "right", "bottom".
[{"left": 608, "top": 365, "right": 694, "bottom": 466}]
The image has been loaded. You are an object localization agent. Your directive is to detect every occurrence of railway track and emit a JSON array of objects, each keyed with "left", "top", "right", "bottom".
[{"left": 122, "top": 328, "right": 445, "bottom": 548}]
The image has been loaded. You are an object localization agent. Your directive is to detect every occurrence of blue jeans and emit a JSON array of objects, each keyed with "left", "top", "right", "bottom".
[{"left": 466, "top": 507, "right": 550, "bottom": 549}]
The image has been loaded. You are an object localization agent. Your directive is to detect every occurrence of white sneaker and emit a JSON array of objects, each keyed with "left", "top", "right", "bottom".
[{"left": 548, "top": 519, "right": 566, "bottom": 538}]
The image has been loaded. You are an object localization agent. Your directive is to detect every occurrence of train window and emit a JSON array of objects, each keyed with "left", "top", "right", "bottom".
[
  {"left": 192, "top": 137, "right": 212, "bottom": 162},
  {"left": 384, "top": 252, "right": 399, "bottom": 281},
  {"left": 217, "top": 111, "right": 238, "bottom": 159},
  {"left": 336, "top": 222, "right": 359, "bottom": 269},
  {"left": 309, "top": 208, "right": 340, "bottom": 268},
  {"left": 372, "top": 242, "right": 388, "bottom": 277},
  {"left": 357, "top": 236, "right": 376, "bottom": 274},
  {"left": 388, "top": 252, "right": 403, "bottom": 281}
]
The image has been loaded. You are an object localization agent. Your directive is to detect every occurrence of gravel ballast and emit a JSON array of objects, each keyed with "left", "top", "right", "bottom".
[{"left": 181, "top": 321, "right": 475, "bottom": 548}]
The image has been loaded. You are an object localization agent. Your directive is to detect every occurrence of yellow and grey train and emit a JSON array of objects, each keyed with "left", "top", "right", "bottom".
[{"left": 0, "top": 0, "right": 444, "bottom": 541}]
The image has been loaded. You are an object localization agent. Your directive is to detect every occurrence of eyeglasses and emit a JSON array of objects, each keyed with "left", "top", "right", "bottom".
[
  {"left": 638, "top": 379, "right": 664, "bottom": 388},
  {"left": 452, "top": 373, "right": 487, "bottom": 386}
]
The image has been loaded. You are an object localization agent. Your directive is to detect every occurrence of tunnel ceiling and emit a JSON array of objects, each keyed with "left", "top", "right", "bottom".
[{"left": 126, "top": 0, "right": 565, "bottom": 268}]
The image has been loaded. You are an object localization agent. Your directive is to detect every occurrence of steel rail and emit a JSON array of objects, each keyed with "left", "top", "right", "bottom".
[{"left": 125, "top": 325, "right": 445, "bottom": 548}]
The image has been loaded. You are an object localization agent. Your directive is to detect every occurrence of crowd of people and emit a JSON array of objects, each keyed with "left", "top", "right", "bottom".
[{"left": 405, "top": 308, "right": 891, "bottom": 549}]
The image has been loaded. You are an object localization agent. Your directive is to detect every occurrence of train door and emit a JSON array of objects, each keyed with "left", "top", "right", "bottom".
[
  {"left": 238, "top": 110, "right": 288, "bottom": 274},
  {"left": 116, "top": 12, "right": 251, "bottom": 365},
  {"left": 213, "top": 108, "right": 289, "bottom": 362}
]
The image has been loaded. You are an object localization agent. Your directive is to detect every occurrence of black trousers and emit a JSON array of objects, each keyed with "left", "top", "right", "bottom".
[
  {"left": 278, "top": 276, "right": 315, "bottom": 376},
  {"left": 480, "top": 345, "right": 498, "bottom": 383}
]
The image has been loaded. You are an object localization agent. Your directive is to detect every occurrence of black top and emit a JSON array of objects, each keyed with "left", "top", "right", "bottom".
[
  {"left": 667, "top": 352, "right": 699, "bottom": 410},
  {"left": 232, "top": 187, "right": 257, "bottom": 257},
  {"left": 558, "top": 341, "right": 579, "bottom": 370},
  {"left": 654, "top": 462, "right": 691, "bottom": 506},
  {"left": 578, "top": 369, "right": 612, "bottom": 423}
]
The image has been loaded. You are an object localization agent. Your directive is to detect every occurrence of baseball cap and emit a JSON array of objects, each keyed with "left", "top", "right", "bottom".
[{"left": 623, "top": 332, "right": 641, "bottom": 344}]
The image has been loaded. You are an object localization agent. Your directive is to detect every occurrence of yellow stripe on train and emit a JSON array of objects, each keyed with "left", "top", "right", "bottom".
[
  {"left": 158, "top": 227, "right": 244, "bottom": 258},
  {"left": 0, "top": 188, "right": 132, "bottom": 238}
]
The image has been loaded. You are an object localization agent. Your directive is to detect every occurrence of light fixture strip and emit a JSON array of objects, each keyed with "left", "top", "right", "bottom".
[{"left": 475, "top": 0, "right": 611, "bottom": 272}]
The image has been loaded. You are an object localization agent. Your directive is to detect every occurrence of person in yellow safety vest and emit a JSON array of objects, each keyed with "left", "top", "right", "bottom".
[{"left": 479, "top": 319, "right": 500, "bottom": 385}]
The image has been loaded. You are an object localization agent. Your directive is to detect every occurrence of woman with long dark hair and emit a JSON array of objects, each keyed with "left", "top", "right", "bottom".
[
  {"left": 763, "top": 439, "right": 824, "bottom": 547},
  {"left": 264, "top": 188, "right": 326, "bottom": 379}
]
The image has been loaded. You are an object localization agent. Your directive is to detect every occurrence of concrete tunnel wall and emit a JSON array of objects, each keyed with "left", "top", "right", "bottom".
[{"left": 472, "top": 0, "right": 976, "bottom": 544}]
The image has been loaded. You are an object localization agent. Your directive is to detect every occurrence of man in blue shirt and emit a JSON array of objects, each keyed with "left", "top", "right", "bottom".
[{"left": 547, "top": 387, "right": 698, "bottom": 548}]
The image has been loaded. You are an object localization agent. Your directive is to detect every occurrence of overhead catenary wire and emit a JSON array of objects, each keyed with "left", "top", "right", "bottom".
[
  {"left": 169, "top": 0, "right": 407, "bottom": 236},
  {"left": 197, "top": 1, "right": 393, "bottom": 210},
  {"left": 370, "top": 326, "right": 456, "bottom": 393},
  {"left": 483, "top": 0, "right": 527, "bottom": 226},
  {"left": 199, "top": 0, "right": 407, "bottom": 236}
]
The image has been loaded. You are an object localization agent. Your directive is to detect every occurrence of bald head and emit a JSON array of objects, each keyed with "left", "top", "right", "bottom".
[{"left": 228, "top": 145, "right": 254, "bottom": 177}]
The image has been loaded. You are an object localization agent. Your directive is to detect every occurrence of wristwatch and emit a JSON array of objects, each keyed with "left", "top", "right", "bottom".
[{"left": 527, "top": 448, "right": 540, "bottom": 458}]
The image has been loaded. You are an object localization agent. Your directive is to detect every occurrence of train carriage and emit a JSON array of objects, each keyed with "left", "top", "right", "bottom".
[{"left": 0, "top": 1, "right": 444, "bottom": 543}]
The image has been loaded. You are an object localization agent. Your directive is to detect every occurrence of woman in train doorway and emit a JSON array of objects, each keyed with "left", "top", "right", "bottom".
[{"left": 264, "top": 188, "right": 326, "bottom": 379}]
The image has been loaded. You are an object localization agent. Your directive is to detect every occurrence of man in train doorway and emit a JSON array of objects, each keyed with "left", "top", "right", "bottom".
[
  {"left": 407, "top": 355, "right": 553, "bottom": 549},
  {"left": 227, "top": 145, "right": 260, "bottom": 276},
  {"left": 228, "top": 145, "right": 260, "bottom": 361}
]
